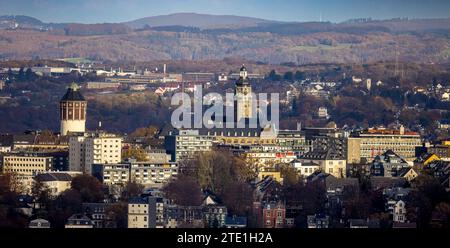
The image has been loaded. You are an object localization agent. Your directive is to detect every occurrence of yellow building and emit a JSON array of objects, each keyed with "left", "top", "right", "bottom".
[
  {"left": 258, "top": 171, "right": 282, "bottom": 183},
  {"left": 347, "top": 126, "right": 421, "bottom": 164},
  {"left": 1, "top": 153, "right": 52, "bottom": 176}
]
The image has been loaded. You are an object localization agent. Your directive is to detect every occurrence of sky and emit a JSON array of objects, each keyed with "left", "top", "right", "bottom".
[{"left": 1, "top": 0, "right": 450, "bottom": 23}]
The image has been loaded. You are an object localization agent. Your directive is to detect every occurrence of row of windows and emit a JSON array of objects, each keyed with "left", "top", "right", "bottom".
[
  {"left": 4, "top": 163, "right": 46, "bottom": 167},
  {"left": 5, "top": 158, "right": 49, "bottom": 162}
]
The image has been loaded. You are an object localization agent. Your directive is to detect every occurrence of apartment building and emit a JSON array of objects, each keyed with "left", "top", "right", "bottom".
[
  {"left": 69, "top": 131, "right": 122, "bottom": 173},
  {"left": 92, "top": 159, "right": 178, "bottom": 188},
  {"left": 165, "top": 129, "right": 214, "bottom": 161},
  {"left": 129, "top": 161, "right": 178, "bottom": 188},
  {"left": 128, "top": 197, "right": 160, "bottom": 228}
]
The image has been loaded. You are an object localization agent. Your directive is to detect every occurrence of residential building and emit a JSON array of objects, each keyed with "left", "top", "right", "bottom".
[
  {"left": 298, "top": 150, "right": 347, "bottom": 178},
  {"left": 28, "top": 219, "right": 50, "bottom": 228},
  {"left": 65, "top": 214, "right": 94, "bottom": 228},
  {"left": 34, "top": 172, "right": 80, "bottom": 196},
  {"left": 393, "top": 200, "right": 407, "bottom": 223},
  {"left": 129, "top": 160, "right": 178, "bottom": 188},
  {"left": 165, "top": 129, "right": 213, "bottom": 161},
  {"left": 370, "top": 150, "right": 412, "bottom": 177},
  {"left": 307, "top": 214, "right": 329, "bottom": 228},
  {"left": 318, "top": 107, "right": 328, "bottom": 118},
  {"left": 203, "top": 205, "right": 227, "bottom": 228},
  {"left": 128, "top": 197, "right": 159, "bottom": 228},
  {"left": 258, "top": 171, "right": 282, "bottom": 183},
  {"left": 347, "top": 126, "right": 421, "bottom": 164},
  {"left": 244, "top": 151, "right": 296, "bottom": 171},
  {"left": 92, "top": 163, "right": 130, "bottom": 186},
  {"left": 82, "top": 203, "right": 114, "bottom": 228},
  {"left": 291, "top": 159, "right": 320, "bottom": 177},
  {"left": 69, "top": 131, "right": 122, "bottom": 174},
  {"left": 262, "top": 202, "right": 286, "bottom": 228},
  {"left": 398, "top": 167, "right": 419, "bottom": 182}
]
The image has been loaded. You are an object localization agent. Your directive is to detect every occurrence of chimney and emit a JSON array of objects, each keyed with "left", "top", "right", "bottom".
[
  {"left": 399, "top": 125, "right": 405, "bottom": 135},
  {"left": 297, "top": 122, "right": 302, "bottom": 131}
]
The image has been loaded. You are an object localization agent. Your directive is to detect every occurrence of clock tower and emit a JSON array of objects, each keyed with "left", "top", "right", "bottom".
[{"left": 235, "top": 65, "right": 253, "bottom": 121}]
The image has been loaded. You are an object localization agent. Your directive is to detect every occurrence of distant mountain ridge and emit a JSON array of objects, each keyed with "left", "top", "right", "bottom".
[
  {"left": 1, "top": 13, "right": 450, "bottom": 64},
  {"left": 123, "top": 12, "right": 279, "bottom": 29},
  {"left": 2, "top": 13, "right": 450, "bottom": 33}
]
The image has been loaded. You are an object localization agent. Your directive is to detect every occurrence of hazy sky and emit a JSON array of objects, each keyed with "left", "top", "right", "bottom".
[{"left": 1, "top": 0, "right": 450, "bottom": 23}]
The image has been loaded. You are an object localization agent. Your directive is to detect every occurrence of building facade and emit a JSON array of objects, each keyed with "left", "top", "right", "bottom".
[
  {"left": 347, "top": 126, "right": 421, "bottom": 164},
  {"left": 69, "top": 131, "right": 122, "bottom": 174},
  {"left": 60, "top": 83, "right": 87, "bottom": 135}
]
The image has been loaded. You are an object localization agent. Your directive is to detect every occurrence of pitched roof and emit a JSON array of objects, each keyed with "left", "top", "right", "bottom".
[
  {"left": 61, "top": 83, "right": 85, "bottom": 101},
  {"left": 35, "top": 172, "right": 73, "bottom": 182}
]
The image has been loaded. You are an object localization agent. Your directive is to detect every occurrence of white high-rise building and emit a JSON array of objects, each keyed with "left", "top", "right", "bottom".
[
  {"left": 60, "top": 83, "right": 87, "bottom": 135},
  {"left": 69, "top": 131, "right": 122, "bottom": 174}
]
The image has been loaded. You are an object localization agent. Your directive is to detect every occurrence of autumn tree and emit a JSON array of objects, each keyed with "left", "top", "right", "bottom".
[
  {"left": 122, "top": 147, "right": 148, "bottom": 162},
  {"left": 71, "top": 174, "right": 104, "bottom": 203},
  {"left": 106, "top": 202, "right": 128, "bottom": 228},
  {"left": 163, "top": 175, "right": 203, "bottom": 206},
  {"left": 121, "top": 182, "right": 144, "bottom": 201},
  {"left": 31, "top": 179, "right": 52, "bottom": 208}
]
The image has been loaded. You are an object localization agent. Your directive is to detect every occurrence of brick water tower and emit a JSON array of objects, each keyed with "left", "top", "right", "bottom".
[{"left": 60, "top": 82, "right": 87, "bottom": 135}]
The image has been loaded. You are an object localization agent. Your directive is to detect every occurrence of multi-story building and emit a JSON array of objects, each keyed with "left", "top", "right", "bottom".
[
  {"left": 92, "top": 163, "right": 130, "bottom": 186},
  {"left": 69, "top": 131, "right": 122, "bottom": 173},
  {"left": 93, "top": 160, "right": 178, "bottom": 188},
  {"left": 128, "top": 197, "right": 159, "bottom": 228},
  {"left": 347, "top": 126, "right": 421, "bottom": 164},
  {"left": 262, "top": 202, "right": 286, "bottom": 228},
  {"left": 182, "top": 72, "right": 215, "bottom": 83},
  {"left": 129, "top": 161, "right": 178, "bottom": 188},
  {"left": 60, "top": 83, "right": 87, "bottom": 136},
  {"left": 428, "top": 141, "right": 450, "bottom": 160},
  {"left": 244, "top": 151, "right": 297, "bottom": 171},
  {"left": 370, "top": 150, "right": 412, "bottom": 177},
  {"left": 82, "top": 203, "right": 114, "bottom": 228},
  {"left": 307, "top": 214, "right": 330, "bottom": 228},
  {"left": 298, "top": 150, "right": 347, "bottom": 178},
  {"left": 291, "top": 159, "right": 320, "bottom": 177},
  {"left": 34, "top": 172, "right": 80, "bottom": 196},
  {"left": 165, "top": 129, "right": 214, "bottom": 161},
  {"left": 1, "top": 153, "right": 52, "bottom": 176}
]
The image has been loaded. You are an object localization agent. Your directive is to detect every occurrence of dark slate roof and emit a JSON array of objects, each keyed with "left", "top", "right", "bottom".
[
  {"left": 370, "top": 177, "right": 407, "bottom": 189},
  {"left": 325, "top": 176, "right": 359, "bottom": 189},
  {"left": 35, "top": 173, "right": 73, "bottom": 182},
  {"left": 61, "top": 83, "right": 85, "bottom": 101},
  {"left": 0, "top": 134, "right": 13, "bottom": 146},
  {"left": 128, "top": 197, "right": 149, "bottom": 204}
]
